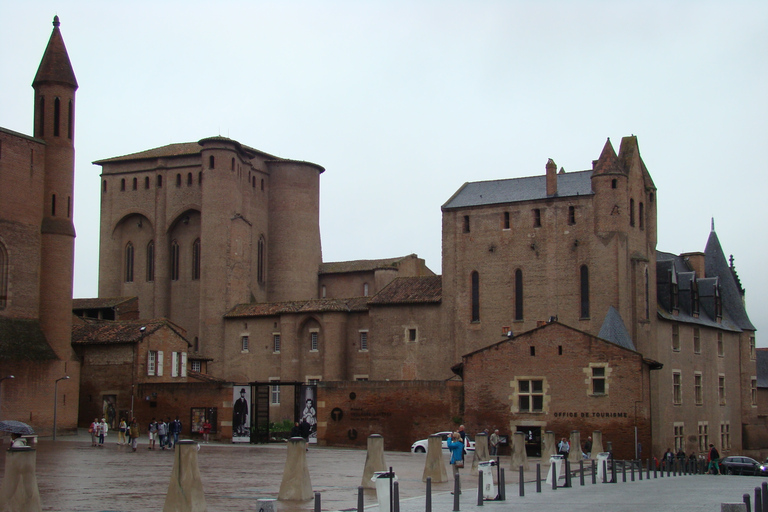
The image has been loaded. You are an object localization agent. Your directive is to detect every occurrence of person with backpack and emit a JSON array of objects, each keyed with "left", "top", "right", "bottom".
[{"left": 707, "top": 444, "right": 720, "bottom": 475}]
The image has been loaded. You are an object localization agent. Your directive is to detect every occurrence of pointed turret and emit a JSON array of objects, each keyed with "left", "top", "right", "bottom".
[
  {"left": 592, "top": 138, "right": 620, "bottom": 175},
  {"left": 33, "top": 16, "right": 78, "bottom": 89},
  {"left": 704, "top": 227, "right": 754, "bottom": 331}
]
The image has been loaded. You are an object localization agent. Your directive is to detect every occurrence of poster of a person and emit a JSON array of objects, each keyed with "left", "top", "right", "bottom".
[
  {"left": 300, "top": 386, "right": 317, "bottom": 444},
  {"left": 232, "top": 387, "right": 250, "bottom": 443}
]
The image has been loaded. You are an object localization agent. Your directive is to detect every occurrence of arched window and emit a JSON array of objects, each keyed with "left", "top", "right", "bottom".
[
  {"left": 125, "top": 242, "right": 134, "bottom": 283},
  {"left": 639, "top": 202, "right": 644, "bottom": 230},
  {"left": 0, "top": 242, "right": 8, "bottom": 309},
  {"left": 67, "top": 99, "right": 73, "bottom": 139},
  {"left": 53, "top": 97, "right": 60, "bottom": 137},
  {"left": 257, "top": 236, "right": 265, "bottom": 284},
  {"left": 580, "top": 265, "right": 590, "bottom": 318},
  {"left": 144, "top": 176, "right": 150, "bottom": 189},
  {"left": 157, "top": 175, "right": 163, "bottom": 188},
  {"left": 192, "top": 238, "right": 201, "bottom": 280},
  {"left": 471, "top": 271, "right": 480, "bottom": 322},
  {"left": 630, "top": 198, "right": 635, "bottom": 227},
  {"left": 120, "top": 179, "right": 126, "bottom": 191},
  {"left": 514, "top": 269, "right": 523, "bottom": 321},
  {"left": 170, "top": 240, "right": 180, "bottom": 281},
  {"left": 209, "top": 155, "right": 215, "bottom": 169},
  {"left": 132, "top": 177, "right": 137, "bottom": 190},
  {"left": 187, "top": 173, "right": 193, "bottom": 186},
  {"left": 146, "top": 241, "right": 155, "bottom": 282}
]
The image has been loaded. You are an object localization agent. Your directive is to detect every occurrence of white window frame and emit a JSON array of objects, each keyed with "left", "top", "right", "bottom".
[
  {"left": 310, "top": 330, "right": 319, "bottom": 352},
  {"left": 694, "top": 372, "right": 703, "bottom": 405},
  {"left": 673, "top": 423, "right": 685, "bottom": 452},
  {"left": 269, "top": 378, "right": 280, "bottom": 405},
  {"left": 672, "top": 371, "right": 682, "bottom": 405},
  {"left": 718, "top": 373, "right": 726, "bottom": 405},
  {"left": 306, "top": 376, "right": 321, "bottom": 386},
  {"left": 273, "top": 333, "right": 281, "bottom": 353},
  {"left": 359, "top": 330, "right": 368, "bottom": 352},
  {"left": 148, "top": 350, "right": 163, "bottom": 376},
  {"left": 698, "top": 422, "right": 709, "bottom": 452},
  {"left": 191, "top": 360, "right": 201, "bottom": 373},
  {"left": 241, "top": 335, "right": 249, "bottom": 353}
]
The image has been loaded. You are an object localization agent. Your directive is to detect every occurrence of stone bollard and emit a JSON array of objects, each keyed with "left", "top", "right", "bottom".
[
  {"left": 510, "top": 432, "right": 527, "bottom": 470},
  {"left": 278, "top": 437, "right": 313, "bottom": 501},
  {"left": 362, "top": 434, "right": 388, "bottom": 489},
  {"left": 163, "top": 440, "right": 206, "bottom": 512},
  {"left": 422, "top": 434, "right": 449, "bottom": 483},
  {"left": 0, "top": 446, "right": 42, "bottom": 512},
  {"left": 591, "top": 431, "right": 604, "bottom": 456},
  {"left": 542, "top": 431, "right": 557, "bottom": 458},
  {"left": 472, "top": 432, "right": 489, "bottom": 474},
  {"left": 569, "top": 430, "right": 581, "bottom": 463}
]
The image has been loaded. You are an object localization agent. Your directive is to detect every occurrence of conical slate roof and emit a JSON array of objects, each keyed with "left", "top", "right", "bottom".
[
  {"left": 704, "top": 228, "right": 755, "bottom": 331},
  {"left": 598, "top": 306, "right": 636, "bottom": 351},
  {"left": 33, "top": 16, "right": 78, "bottom": 89}
]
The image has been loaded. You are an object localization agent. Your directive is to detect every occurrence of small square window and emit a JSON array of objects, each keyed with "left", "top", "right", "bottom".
[{"left": 408, "top": 328, "right": 417, "bottom": 342}]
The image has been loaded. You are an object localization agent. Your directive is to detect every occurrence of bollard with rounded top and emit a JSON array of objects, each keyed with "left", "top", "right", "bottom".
[
  {"left": 278, "top": 437, "right": 313, "bottom": 501},
  {"left": 362, "top": 434, "right": 388, "bottom": 489},
  {"left": 422, "top": 434, "right": 449, "bottom": 483},
  {"left": 0, "top": 446, "right": 42, "bottom": 512},
  {"left": 569, "top": 430, "right": 581, "bottom": 463},
  {"left": 163, "top": 439, "right": 206, "bottom": 512},
  {"left": 762, "top": 482, "right": 768, "bottom": 512},
  {"left": 357, "top": 487, "right": 364, "bottom": 512},
  {"left": 477, "top": 471, "right": 484, "bottom": 506},
  {"left": 743, "top": 493, "right": 751, "bottom": 512},
  {"left": 755, "top": 487, "right": 762, "bottom": 512},
  {"left": 452, "top": 474, "right": 460, "bottom": 512},
  {"left": 542, "top": 431, "right": 557, "bottom": 458},
  {"left": 472, "top": 432, "right": 489, "bottom": 474},
  {"left": 536, "top": 464, "right": 541, "bottom": 493},
  {"left": 510, "top": 432, "right": 527, "bottom": 470},
  {"left": 591, "top": 431, "right": 604, "bottom": 457},
  {"left": 425, "top": 477, "right": 432, "bottom": 512},
  {"left": 257, "top": 499, "right": 277, "bottom": 512},
  {"left": 314, "top": 492, "right": 321, "bottom": 512}
]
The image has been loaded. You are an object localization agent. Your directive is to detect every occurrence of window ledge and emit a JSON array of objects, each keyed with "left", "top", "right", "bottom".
[{"left": 240, "top": 350, "right": 249, "bottom": 354}]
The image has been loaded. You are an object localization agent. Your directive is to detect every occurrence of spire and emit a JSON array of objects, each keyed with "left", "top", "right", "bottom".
[
  {"left": 592, "top": 138, "right": 620, "bottom": 174},
  {"left": 711, "top": 217, "right": 715, "bottom": 232},
  {"left": 33, "top": 16, "right": 78, "bottom": 89}
]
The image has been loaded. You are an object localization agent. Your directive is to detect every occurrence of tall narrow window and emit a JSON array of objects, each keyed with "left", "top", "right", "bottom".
[
  {"left": 38, "top": 97, "right": 45, "bottom": 137},
  {"left": 470, "top": 271, "right": 480, "bottom": 322},
  {"left": 241, "top": 336, "right": 249, "bottom": 352},
  {"left": 170, "top": 240, "right": 180, "bottom": 281},
  {"left": 644, "top": 267, "right": 649, "bottom": 320},
  {"left": 720, "top": 423, "right": 730, "bottom": 450},
  {"left": 132, "top": 177, "right": 137, "bottom": 190},
  {"left": 146, "top": 241, "right": 155, "bottom": 282},
  {"left": 67, "top": 99, "right": 73, "bottom": 139},
  {"left": 672, "top": 324, "right": 680, "bottom": 351},
  {"left": 674, "top": 424, "right": 684, "bottom": 452},
  {"left": 363, "top": 283, "right": 369, "bottom": 297},
  {"left": 0, "top": 242, "right": 8, "bottom": 309},
  {"left": 752, "top": 378, "right": 758, "bottom": 406},
  {"left": 693, "top": 327, "right": 701, "bottom": 354},
  {"left": 692, "top": 281, "right": 700, "bottom": 316},
  {"left": 148, "top": 351, "right": 157, "bottom": 376},
  {"left": 231, "top": 158, "right": 235, "bottom": 171},
  {"left": 694, "top": 373, "right": 703, "bottom": 405},
  {"left": 192, "top": 238, "right": 201, "bottom": 280},
  {"left": 51, "top": 194, "right": 56, "bottom": 216},
  {"left": 673, "top": 371, "right": 682, "bottom": 405},
  {"left": 503, "top": 211, "right": 510, "bottom": 230},
  {"left": 125, "top": 242, "right": 134, "bottom": 283},
  {"left": 359, "top": 331, "right": 368, "bottom": 351},
  {"left": 120, "top": 179, "right": 125, "bottom": 191},
  {"left": 718, "top": 375, "right": 726, "bottom": 405},
  {"left": 273, "top": 334, "right": 281, "bottom": 353},
  {"left": 611, "top": 179, "right": 617, "bottom": 189},
  {"left": 698, "top": 423, "right": 709, "bottom": 452},
  {"left": 187, "top": 173, "right": 193, "bottom": 186},
  {"left": 580, "top": 265, "right": 589, "bottom": 318},
  {"left": 53, "top": 97, "right": 60, "bottom": 137},
  {"left": 630, "top": 198, "right": 635, "bottom": 227},
  {"left": 463, "top": 215, "right": 470, "bottom": 233},
  {"left": 639, "top": 202, "right": 644, "bottom": 230},
  {"left": 310, "top": 332, "right": 319, "bottom": 351},
  {"left": 591, "top": 366, "right": 606, "bottom": 395},
  {"left": 270, "top": 379, "right": 281, "bottom": 405},
  {"left": 209, "top": 155, "right": 215, "bottom": 169},
  {"left": 717, "top": 332, "right": 724, "bottom": 357},
  {"left": 157, "top": 175, "right": 163, "bottom": 188},
  {"left": 750, "top": 336, "right": 756, "bottom": 360},
  {"left": 257, "top": 236, "right": 265, "bottom": 284},
  {"left": 176, "top": 174, "right": 181, "bottom": 187},
  {"left": 568, "top": 206, "right": 575, "bottom": 225},
  {"left": 533, "top": 209, "right": 541, "bottom": 227},
  {"left": 144, "top": 176, "right": 150, "bottom": 189},
  {"left": 514, "top": 269, "right": 523, "bottom": 321}
]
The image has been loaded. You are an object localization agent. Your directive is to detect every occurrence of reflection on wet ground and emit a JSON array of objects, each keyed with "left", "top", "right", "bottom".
[{"left": 0, "top": 434, "right": 460, "bottom": 512}]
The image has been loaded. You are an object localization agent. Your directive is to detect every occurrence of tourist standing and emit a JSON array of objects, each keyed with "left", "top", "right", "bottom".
[
  {"left": 129, "top": 418, "right": 140, "bottom": 452},
  {"left": 118, "top": 418, "right": 127, "bottom": 445},
  {"left": 447, "top": 431, "right": 465, "bottom": 494},
  {"left": 158, "top": 418, "right": 168, "bottom": 450},
  {"left": 170, "top": 416, "right": 182, "bottom": 448},
  {"left": 148, "top": 418, "right": 158, "bottom": 450},
  {"left": 489, "top": 429, "right": 500, "bottom": 456}
]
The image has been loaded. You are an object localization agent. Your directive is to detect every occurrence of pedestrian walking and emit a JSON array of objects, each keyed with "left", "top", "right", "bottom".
[
  {"left": 118, "top": 417, "right": 127, "bottom": 445},
  {"left": 89, "top": 417, "right": 99, "bottom": 447},
  {"left": 170, "top": 416, "right": 182, "bottom": 448},
  {"left": 129, "top": 418, "right": 140, "bottom": 452},
  {"left": 158, "top": 418, "right": 169, "bottom": 450},
  {"left": 98, "top": 418, "right": 108, "bottom": 447},
  {"left": 148, "top": 418, "right": 158, "bottom": 450}
]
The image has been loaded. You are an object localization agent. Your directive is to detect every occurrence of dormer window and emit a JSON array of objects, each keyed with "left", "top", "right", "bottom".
[
  {"left": 670, "top": 269, "right": 679, "bottom": 312},
  {"left": 714, "top": 284, "right": 723, "bottom": 321}
]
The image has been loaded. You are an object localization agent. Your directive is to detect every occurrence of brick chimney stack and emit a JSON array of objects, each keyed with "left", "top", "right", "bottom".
[{"left": 546, "top": 158, "right": 557, "bottom": 196}]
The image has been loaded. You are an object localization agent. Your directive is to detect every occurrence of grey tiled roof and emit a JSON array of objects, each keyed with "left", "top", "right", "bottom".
[
  {"left": 597, "top": 306, "right": 636, "bottom": 351},
  {"left": 705, "top": 230, "right": 755, "bottom": 331},
  {"left": 368, "top": 276, "right": 442, "bottom": 305},
  {"left": 442, "top": 170, "right": 593, "bottom": 210}
]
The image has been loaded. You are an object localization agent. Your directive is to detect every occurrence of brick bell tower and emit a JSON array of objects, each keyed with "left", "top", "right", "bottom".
[{"left": 33, "top": 16, "right": 79, "bottom": 363}]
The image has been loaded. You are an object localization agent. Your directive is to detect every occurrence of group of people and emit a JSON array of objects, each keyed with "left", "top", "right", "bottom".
[
  {"left": 146, "top": 417, "right": 183, "bottom": 450},
  {"left": 660, "top": 444, "right": 721, "bottom": 474},
  {"left": 88, "top": 416, "right": 191, "bottom": 452},
  {"left": 88, "top": 418, "right": 110, "bottom": 447}
]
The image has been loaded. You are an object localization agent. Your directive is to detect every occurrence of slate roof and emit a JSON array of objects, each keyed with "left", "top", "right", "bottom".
[
  {"left": 442, "top": 170, "right": 593, "bottom": 210},
  {"left": 368, "top": 276, "right": 442, "bottom": 305},
  {"left": 597, "top": 306, "right": 636, "bottom": 351},
  {"left": 757, "top": 349, "right": 768, "bottom": 388},
  {"left": 71, "top": 318, "right": 190, "bottom": 346},
  {"left": 0, "top": 318, "right": 58, "bottom": 361},
  {"left": 72, "top": 297, "right": 136, "bottom": 310},
  {"left": 224, "top": 297, "right": 370, "bottom": 318},
  {"left": 705, "top": 230, "right": 755, "bottom": 331},
  {"left": 319, "top": 256, "right": 412, "bottom": 274}
]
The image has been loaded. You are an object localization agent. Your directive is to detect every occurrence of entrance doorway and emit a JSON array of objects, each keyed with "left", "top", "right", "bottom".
[{"left": 516, "top": 426, "right": 541, "bottom": 457}]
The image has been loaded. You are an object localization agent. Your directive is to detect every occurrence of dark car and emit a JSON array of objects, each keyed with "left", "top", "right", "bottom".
[{"left": 719, "top": 456, "right": 768, "bottom": 476}]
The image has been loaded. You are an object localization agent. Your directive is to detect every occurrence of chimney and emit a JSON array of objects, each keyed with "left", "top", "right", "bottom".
[
  {"left": 682, "top": 252, "right": 706, "bottom": 278},
  {"left": 546, "top": 158, "right": 557, "bottom": 196}
]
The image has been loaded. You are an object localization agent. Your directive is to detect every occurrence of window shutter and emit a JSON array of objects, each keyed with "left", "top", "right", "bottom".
[
  {"left": 181, "top": 352, "right": 187, "bottom": 377},
  {"left": 171, "top": 352, "right": 179, "bottom": 377},
  {"left": 157, "top": 351, "right": 164, "bottom": 376}
]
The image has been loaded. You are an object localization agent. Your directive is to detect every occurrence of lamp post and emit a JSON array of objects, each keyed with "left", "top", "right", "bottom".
[
  {"left": 132, "top": 326, "right": 146, "bottom": 419},
  {"left": 0, "top": 375, "right": 14, "bottom": 420},
  {"left": 53, "top": 375, "right": 70, "bottom": 441}
]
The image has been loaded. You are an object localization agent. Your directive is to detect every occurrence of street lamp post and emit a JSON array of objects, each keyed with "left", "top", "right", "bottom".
[
  {"left": 0, "top": 375, "right": 15, "bottom": 420},
  {"left": 132, "top": 326, "right": 146, "bottom": 419},
  {"left": 53, "top": 375, "right": 70, "bottom": 441}
]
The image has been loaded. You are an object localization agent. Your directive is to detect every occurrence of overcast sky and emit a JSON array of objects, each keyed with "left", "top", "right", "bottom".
[{"left": 2, "top": 1, "right": 766, "bottom": 344}]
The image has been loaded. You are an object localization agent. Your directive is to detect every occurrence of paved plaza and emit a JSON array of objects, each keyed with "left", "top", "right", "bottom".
[{"left": 0, "top": 431, "right": 761, "bottom": 512}]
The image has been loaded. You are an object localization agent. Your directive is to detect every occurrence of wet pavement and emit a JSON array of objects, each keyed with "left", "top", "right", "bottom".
[{"left": 0, "top": 431, "right": 763, "bottom": 512}]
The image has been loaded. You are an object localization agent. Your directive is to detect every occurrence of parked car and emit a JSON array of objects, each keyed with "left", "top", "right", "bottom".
[
  {"left": 718, "top": 456, "right": 768, "bottom": 476},
  {"left": 411, "top": 431, "right": 475, "bottom": 453}
]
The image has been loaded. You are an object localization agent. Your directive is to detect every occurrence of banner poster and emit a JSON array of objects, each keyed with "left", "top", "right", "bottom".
[
  {"left": 299, "top": 385, "right": 317, "bottom": 444},
  {"left": 232, "top": 386, "right": 250, "bottom": 443}
]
